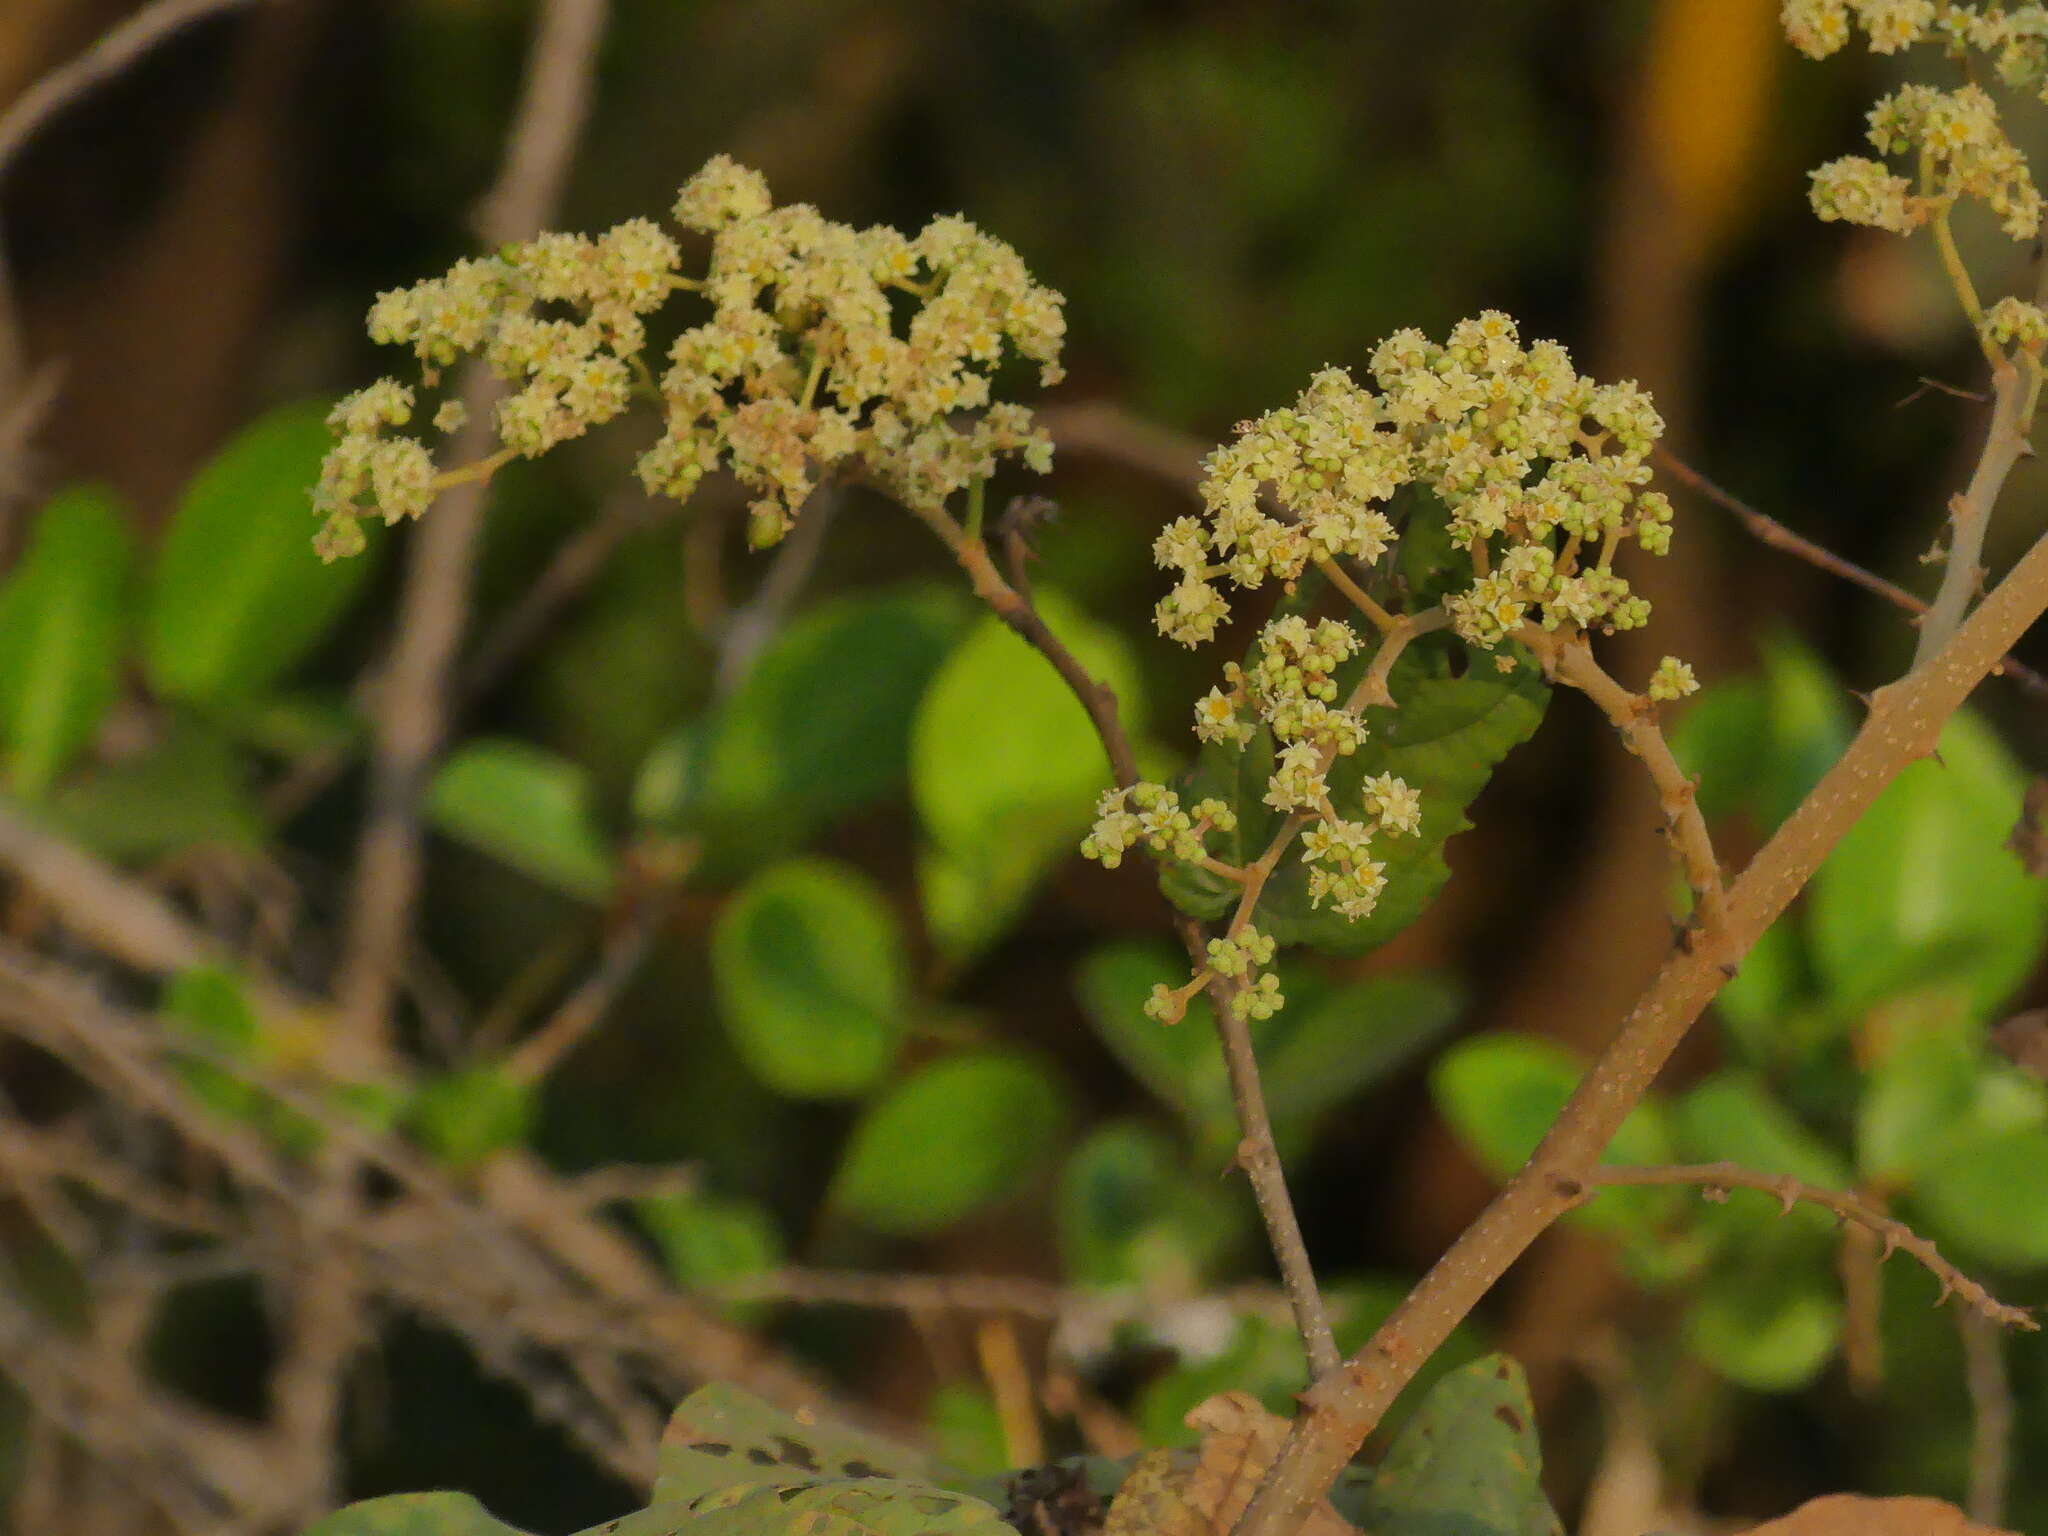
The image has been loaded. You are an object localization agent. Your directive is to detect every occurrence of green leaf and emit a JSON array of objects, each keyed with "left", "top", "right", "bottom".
[
  {"left": 0, "top": 487, "right": 133, "bottom": 799},
  {"left": 1672, "top": 1070, "right": 1852, "bottom": 1189},
  {"left": 1074, "top": 940, "right": 1233, "bottom": 1139},
  {"left": 425, "top": 739, "right": 614, "bottom": 902},
  {"left": 1912, "top": 1124, "right": 2048, "bottom": 1270},
  {"left": 924, "top": 1385, "right": 1009, "bottom": 1478},
  {"left": 1809, "top": 709, "right": 2048, "bottom": 1017},
  {"left": 145, "top": 403, "right": 377, "bottom": 704},
  {"left": 1431, "top": 1033, "right": 1671, "bottom": 1233},
  {"left": 1858, "top": 1024, "right": 1986, "bottom": 1185},
  {"left": 916, "top": 834, "right": 1047, "bottom": 964},
  {"left": 654, "top": 1384, "right": 929, "bottom": 1508},
  {"left": 302, "top": 1492, "right": 533, "bottom": 1536},
  {"left": 911, "top": 588, "right": 1143, "bottom": 922},
  {"left": 1163, "top": 640, "right": 1547, "bottom": 954},
  {"left": 1681, "top": 1228, "right": 1843, "bottom": 1392},
  {"left": 1056, "top": 1120, "right": 1244, "bottom": 1291},
  {"left": 1671, "top": 632, "right": 1851, "bottom": 830},
  {"left": 1260, "top": 972, "right": 1461, "bottom": 1126},
  {"left": 1360, "top": 1355, "right": 1564, "bottom": 1536},
  {"left": 44, "top": 715, "right": 260, "bottom": 860},
  {"left": 831, "top": 1052, "right": 1066, "bottom": 1234},
  {"left": 678, "top": 585, "right": 969, "bottom": 867},
  {"left": 405, "top": 1065, "right": 535, "bottom": 1171},
  {"left": 1713, "top": 915, "right": 1817, "bottom": 1070},
  {"left": 636, "top": 1191, "right": 782, "bottom": 1307},
  {"left": 712, "top": 858, "right": 909, "bottom": 1100}
]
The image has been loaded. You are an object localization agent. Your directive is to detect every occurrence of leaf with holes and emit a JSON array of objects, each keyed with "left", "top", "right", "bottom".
[{"left": 1360, "top": 1354, "right": 1563, "bottom": 1536}]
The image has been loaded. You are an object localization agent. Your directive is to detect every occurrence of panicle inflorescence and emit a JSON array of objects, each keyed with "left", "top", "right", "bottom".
[
  {"left": 1098, "top": 314, "right": 1690, "bottom": 1026},
  {"left": 314, "top": 155, "right": 1066, "bottom": 559}
]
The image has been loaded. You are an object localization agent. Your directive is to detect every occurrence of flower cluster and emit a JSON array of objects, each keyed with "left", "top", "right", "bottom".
[
  {"left": 1784, "top": 0, "right": 2048, "bottom": 105},
  {"left": 1806, "top": 83, "right": 2042, "bottom": 243},
  {"left": 314, "top": 155, "right": 1066, "bottom": 560},
  {"left": 1081, "top": 784, "right": 1237, "bottom": 869},
  {"left": 1985, "top": 295, "right": 2048, "bottom": 350}
]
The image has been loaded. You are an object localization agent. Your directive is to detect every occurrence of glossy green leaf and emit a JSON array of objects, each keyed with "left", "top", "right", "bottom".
[
  {"left": 45, "top": 716, "right": 261, "bottom": 860},
  {"left": 1162, "top": 639, "right": 1547, "bottom": 953},
  {"left": 1432, "top": 1033, "right": 1670, "bottom": 1233},
  {"left": 911, "top": 587, "right": 1143, "bottom": 882},
  {"left": 1809, "top": 710, "right": 2048, "bottom": 1017},
  {"left": 677, "top": 585, "right": 969, "bottom": 865},
  {"left": 1056, "top": 1120, "right": 1244, "bottom": 1291},
  {"left": 1360, "top": 1355, "right": 1564, "bottom": 1536},
  {"left": 302, "top": 1492, "right": 533, "bottom": 1536},
  {"left": 425, "top": 739, "right": 614, "bottom": 902},
  {"left": 712, "top": 858, "right": 908, "bottom": 1100},
  {"left": 1912, "top": 1124, "right": 2048, "bottom": 1270},
  {"left": 1260, "top": 972, "right": 1461, "bottom": 1126},
  {"left": 146, "top": 404, "right": 377, "bottom": 703},
  {"left": 0, "top": 487, "right": 133, "bottom": 799},
  {"left": 831, "top": 1052, "right": 1066, "bottom": 1234},
  {"left": 405, "top": 1065, "right": 535, "bottom": 1170}
]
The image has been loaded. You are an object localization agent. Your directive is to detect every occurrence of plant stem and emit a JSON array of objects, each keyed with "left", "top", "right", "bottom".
[
  {"left": 1231, "top": 507, "right": 2048, "bottom": 1536},
  {"left": 1914, "top": 357, "right": 2031, "bottom": 668}
]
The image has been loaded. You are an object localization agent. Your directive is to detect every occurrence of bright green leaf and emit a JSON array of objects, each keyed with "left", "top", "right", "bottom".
[
  {"left": 1809, "top": 710, "right": 2048, "bottom": 1017},
  {"left": 145, "top": 403, "right": 377, "bottom": 704},
  {"left": 0, "top": 486, "right": 133, "bottom": 799},
  {"left": 682, "top": 585, "right": 969, "bottom": 866},
  {"left": 1858, "top": 1025, "right": 1984, "bottom": 1185},
  {"left": 911, "top": 587, "right": 1142, "bottom": 885},
  {"left": 636, "top": 1191, "right": 782, "bottom": 1310},
  {"left": 1360, "top": 1354, "right": 1564, "bottom": 1536},
  {"left": 712, "top": 858, "right": 908, "bottom": 1100},
  {"left": 1432, "top": 1033, "right": 1670, "bottom": 1233},
  {"left": 426, "top": 739, "right": 614, "bottom": 902},
  {"left": 1912, "top": 1125, "right": 2048, "bottom": 1270},
  {"left": 832, "top": 1052, "right": 1066, "bottom": 1234},
  {"left": 925, "top": 1385, "right": 1009, "bottom": 1478}
]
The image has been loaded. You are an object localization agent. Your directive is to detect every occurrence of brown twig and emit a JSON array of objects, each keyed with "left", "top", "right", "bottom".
[
  {"left": 1652, "top": 444, "right": 2048, "bottom": 701},
  {"left": 904, "top": 490, "right": 1337, "bottom": 1380},
  {"left": 1915, "top": 359, "right": 2036, "bottom": 667},
  {"left": 336, "top": 0, "right": 611, "bottom": 1048},
  {"left": 719, "top": 1267, "right": 1068, "bottom": 1318},
  {"left": 502, "top": 873, "right": 682, "bottom": 1085},
  {"left": 1233, "top": 502, "right": 2048, "bottom": 1536},
  {"left": 1960, "top": 1309, "right": 2014, "bottom": 1527},
  {"left": 1574, "top": 1162, "right": 2032, "bottom": 1330}
]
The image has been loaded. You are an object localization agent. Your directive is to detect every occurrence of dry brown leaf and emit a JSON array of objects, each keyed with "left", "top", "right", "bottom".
[
  {"left": 1734, "top": 1494, "right": 2018, "bottom": 1535},
  {"left": 1101, "top": 1393, "right": 1356, "bottom": 1536}
]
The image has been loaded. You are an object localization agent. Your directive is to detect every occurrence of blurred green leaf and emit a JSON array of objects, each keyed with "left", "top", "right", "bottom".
[
  {"left": 911, "top": 588, "right": 1143, "bottom": 933},
  {"left": 1713, "top": 915, "right": 1818, "bottom": 1070},
  {"left": 145, "top": 403, "right": 376, "bottom": 704},
  {"left": 712, "top": 858, "right": 909, "bottom": 1100},
  {"left": 1671, "top": 636, "right": 1854, "bottom": 832},
  {"left": 406, "top": 1064, "right": 535, "bottom": 1171},
  {"left": 1858, "top": 1025, "right": 1984, "bottom": 1186},
  {"left": 1432, "top": 1034, "right": 1670, "bottom": 1233},
  {"left": 1074, "top": 940, "right": 1233, "bottom": 1138},
  {"left": 302, "top": 1492, "right": 533, "bottom": 1536},
  {"left": 1056, "top": 1120, "right": 1244, "bottom": 1291},
  {"left": 1260, "top": 972, "right": 1461, "bottom": 1126},
  {"left": 637, "top": 1191, "right": 782, "bottom": 1319},
  {"left": 210, "top": 691, "right": 363, "bottom": 758},
  {"left": 916, "top": 834, "right": 1047, "bottom": 965},
  {"left": 1681, "top": 1227, "right": 1843, "bottom": 1392},
  {"left": 426, "top": 739, "right": 614, "bottom": 902},
  {"left": 1163, "top": 641, "right": 1547, "bottom": 954},
  {"left": 45, "top": 716, "right": 260, "bottom": 860},
  {"left": 0, "top": 486, "right": 133, "bottom": 799},
  {"left": 831, "top": 1052, "right": 1066, "bottom": 1234},
  {"left": 924, "top": 1384, "right": 1009, "bottom": 1478},
  {"left": 1673, "top": 1070, "right": 1852, "bottom": 1189},
  {"left": 1359, "top": 1355, "right": 1564, "bottom": 1536},
  {"left": 1809, "top": 710, "right": 2048, "bottom": 1018},
  {"left": 1912, "top": 1124, "right": 2048, "bottom": 1271},
  {"left": 672, "top": 585, "right": 969, "bottom": 867}
]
